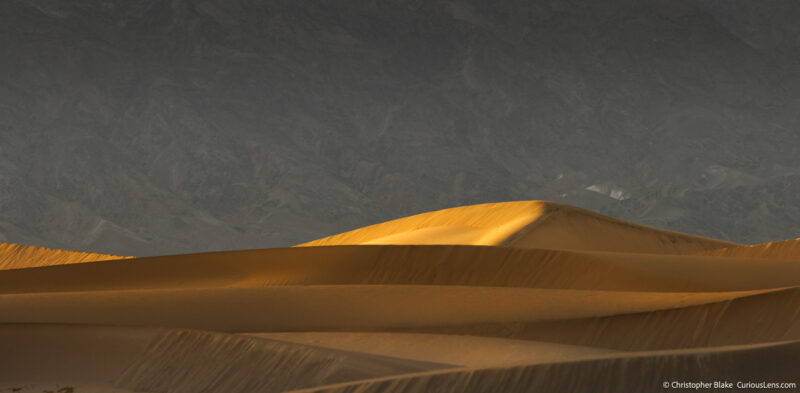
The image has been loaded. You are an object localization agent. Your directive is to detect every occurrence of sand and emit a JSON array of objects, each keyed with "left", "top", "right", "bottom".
[
  {"left": 694, "top": 237, "right": 800, "bottom": 260},
  {"left": 297, "top": 201, "right": 737, "bottom": 253},
  {"left": 1, "top": 201, "right": 798, "bottom": 392},
  {"left": 0, "top": 242, "right": 128, "bottom": 270},
  {"left": 286, "top": 340, "right": 800, "bottom": 393}
]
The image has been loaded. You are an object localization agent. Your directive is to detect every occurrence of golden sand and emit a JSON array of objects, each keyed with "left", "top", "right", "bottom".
[
  {"left": 1, "top": 201, "right": 797, "bottom": 393},
  {"left": 0, "top": 242, "right": 128, "bottom": 270}
]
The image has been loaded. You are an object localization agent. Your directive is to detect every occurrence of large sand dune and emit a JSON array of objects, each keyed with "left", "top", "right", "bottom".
[
  {"left": 298, "top": 201, "right": 737, "bottom": 253},
  {"left": 1, "top": 201, "right": 798, "bottom": 392}
]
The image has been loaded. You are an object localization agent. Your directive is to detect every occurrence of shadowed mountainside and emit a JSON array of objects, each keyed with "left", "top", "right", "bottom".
[{"left": 3, "top": 0, "right": 800, "bottom": 255}]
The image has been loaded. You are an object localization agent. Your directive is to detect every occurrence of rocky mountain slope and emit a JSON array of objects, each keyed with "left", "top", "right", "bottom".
[{"left": 1, "top": 0, "right": 800, "bottom": 255}]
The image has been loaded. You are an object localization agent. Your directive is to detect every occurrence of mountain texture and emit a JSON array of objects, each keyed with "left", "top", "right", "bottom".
[{"left": 1, "top": 0, "right": 800, "bottom": 255}]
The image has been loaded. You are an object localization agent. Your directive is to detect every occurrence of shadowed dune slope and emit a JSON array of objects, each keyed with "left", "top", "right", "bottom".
[
  {"left": 412, "top": 286, "right": 800, "bottom": 351},
  {"left": 4, "top": 245, "right": 800, "bottom": 294},
  {"left": 0, "top": 286, "right": 783, "bottom": 333},
  {"left": 115, "top": 329, "right": 448, "bottom": 393},
  {"left": 0, "top": 324, "right": 153, "bottom": 392},
  {"left": 288, "top": 340, "right": 800, "bottom": 393},
  {"left": 2, "top": 201, "right": 798, "bottom": 392},
  {"left": 298, "top": 201, "right": 737, "bottom": 254},
  {"left": 247, "top": 332, "right": 619, "bottom": 368},
  {"left": 0, "top": 324, "right": 447, "bottom": 393},
  {"left": 0, "top": 242, "right": 128, "bottom": 270}
]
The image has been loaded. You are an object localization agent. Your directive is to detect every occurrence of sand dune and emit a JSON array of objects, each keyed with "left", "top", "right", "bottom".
[
  {"left": 413, "top": 286, "right": 800, "bottom": 351},
  {"left": 1, "top": 286, "right": 783, "bottom": 332},
  {"left": 0, "top": 324, "right": 154, "bottom": 392},
  {"left": 298, "top": 201, "right": 737, "bottom": 253},
  {"left": 0, "top": 242, "right": 127, "bottom": 270},
  {"left": 5, "top": 245, "right": 800, "bottom": 295},
  {"left": 247, "top": 332, "right": 619, "bottom": 367},
  {"left": 2, "top": 201, "right": 798, "bottom": 392},
  {"left": 116, "top": 329, "right": 446, "bottom": 393},
  {"left": 287, "top": 340, "right": 800, "bottom": 393},
  {"left": 0, "top": 324, "right": 446, "bottom": 393}
]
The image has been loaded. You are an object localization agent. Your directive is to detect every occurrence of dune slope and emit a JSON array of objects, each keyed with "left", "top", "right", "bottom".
[
  {"left": 5, "top": 245, "right": 800, "bottom": 295},
  {"left": 288, "top": 340, "right": 800, "bottom": 393},
  {"left": 0, "top": 324, "right": 446, "bottom": 393},
  {"left": 0, "top": 242, "right": 128, "bottom": 270}
]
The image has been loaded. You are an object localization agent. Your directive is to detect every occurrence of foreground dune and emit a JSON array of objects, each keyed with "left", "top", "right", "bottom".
[
  {"left": 0, "top": 324, "right": 446, "bottom": 393},
  {"left": 288, "top": 340, "right": 800, "bottom": 393},
  {"left": 1, "top": 201, "right": 798, "bottom": 392}
]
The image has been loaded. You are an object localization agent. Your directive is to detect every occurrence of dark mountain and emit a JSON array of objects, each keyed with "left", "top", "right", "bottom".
[{"left": 1, "top": 0, "right": 800, "bottom": 255}]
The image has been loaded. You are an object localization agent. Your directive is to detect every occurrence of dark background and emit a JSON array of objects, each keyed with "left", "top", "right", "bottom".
[{"left": 2, "top": 0, "right": 800, "bottom": 256}]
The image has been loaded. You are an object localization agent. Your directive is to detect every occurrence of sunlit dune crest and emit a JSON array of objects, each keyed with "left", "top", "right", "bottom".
[
  {"left": 298, "top": 201, "right": 738, "bottom": 254},
  {"left": 0, "top": 242, "right": 129, "bottom": 270},
  {"left": 1, "top": 201, "right": 798, "bottom": 393}
]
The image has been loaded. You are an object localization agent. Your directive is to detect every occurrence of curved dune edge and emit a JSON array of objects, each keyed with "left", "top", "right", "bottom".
[
  {"left": 410, "top": 286, "right": 800, "bottom": 351},
  {"left": 0, "top": 286, "right": 783, "bottom": 333},
  {"left": 6, "top": 244, "right": 800, "bottom": 295},
  {"left": 0, "top": 324, "right": 448, "bottom": 393},
  {"left": 10, "top": 324, "right": 797, "bottom": 393},
  {"left": 246, "top": 332, "right": 620, "bottom": 367},
  {"left": 693, "top": 237, "right": 800, "bottom": 260},
  {"left": 0, "top": 242, "right": 129, "bottom": 270},
  {"left": 2, "top": 285, "right": 799, "bottom": 353},
  {"left": 297, "top": 201, "right": 737, "bottom": 254},
  {"left": 115, "top": 329, "right": 449, "bottom": 393},
  {"left": 285, "top": 340, "right": 800, "bottom": 393}
]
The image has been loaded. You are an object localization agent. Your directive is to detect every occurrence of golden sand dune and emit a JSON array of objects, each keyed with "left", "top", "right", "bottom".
[
  {"left": 5, "top": 245, "right": 800, "bottom": 295},
  {"left": 0, "top": 242, "right": 128, "bottom": 270},
  {"left": 1, "top": 201, "right": 798, "bottom": 392},
  {"left": 0, "top": 286, "right": 781, "bottom": 332},
  {"left": 299, "top": 201, "right": 737, "bottom": 253}
]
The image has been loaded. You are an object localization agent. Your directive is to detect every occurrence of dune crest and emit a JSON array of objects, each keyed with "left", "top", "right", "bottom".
[
  {"left": 298, "top": 201, "right": 737, "bottom": 254},
  {"left": 0, "top": 242, "right": 129, "bottom": 270},
  {"left": 694, "top": 237, "right": 800, "bottom": 260}
]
